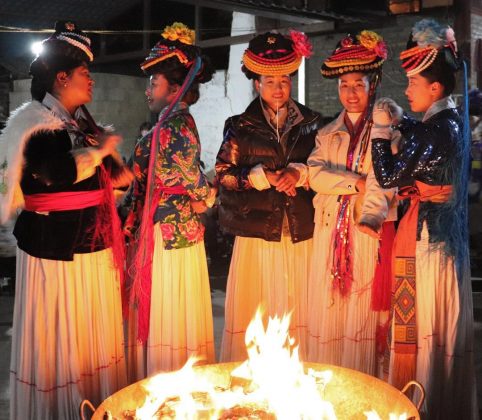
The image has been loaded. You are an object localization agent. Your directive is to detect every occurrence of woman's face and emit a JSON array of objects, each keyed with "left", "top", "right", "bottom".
[
  {"left": 64, "top": 64, "right": 94, "bottom": 106},
  {"left": 255, "top": 75, "right": 292, "bottom": 110},
  {"left": 338, "top": 72, "right": 370, "bottom": 113},
  {"left": 145, "top": 74, "right": 177, "bottom": 114},
  {"left": 405, "top": 74, "right": 438, "bottom": 113}
]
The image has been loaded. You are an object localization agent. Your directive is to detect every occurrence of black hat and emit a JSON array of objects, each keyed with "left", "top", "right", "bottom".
[
  {"left": 242, "top": 31, "right": 312, "bottom": 78},
  {"left": 38, "top": 21, "right": 93, "bottom": 62}
]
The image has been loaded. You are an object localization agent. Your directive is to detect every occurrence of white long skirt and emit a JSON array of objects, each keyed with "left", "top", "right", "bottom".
[
  {"left": 127, "top": 223, "right": 215, "bottom": 381},
  {"left": 10, "top": 247, "right": 127, "bottom": 420},
  {"left": 307, "top": 220, "right": 388, "bottom": 377},
  {"left": 388, "top": 226, "right": 478, "bottom": 419},
  {"left": 220, "top": 234, "right": 313, "bottom": 362}
]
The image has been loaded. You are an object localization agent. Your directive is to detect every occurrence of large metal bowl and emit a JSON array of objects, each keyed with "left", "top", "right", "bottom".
[{"left": 84, "top": 362, "right": 421, "bottom": 419}]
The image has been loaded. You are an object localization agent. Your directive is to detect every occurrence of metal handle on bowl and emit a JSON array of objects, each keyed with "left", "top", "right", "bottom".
[
  {"left": 401, "top": 380, "right": 425, "bottom": 412},
  {"left": 80, "top": 399, "right": 96, "bottom": 420}
]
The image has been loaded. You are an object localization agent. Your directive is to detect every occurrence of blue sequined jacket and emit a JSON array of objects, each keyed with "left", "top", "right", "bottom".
[{"left": 372, "top": 99, "right": 463, "bottom": 247}]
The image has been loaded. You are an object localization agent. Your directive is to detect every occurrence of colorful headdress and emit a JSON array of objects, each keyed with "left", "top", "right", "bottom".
[
  {"left": 141, "top": 22, "right": 197, "bottom": 72},
  {"left": 400, "top": 19, "right": 459, "bottom": 76},
  {"left": 321, "top": 30, "right": 387, "bottom": 78},
  {"left": 37, "top": 21, "right": 93, "bottom": 62},
  {"left": 242, "top": 31, "right": 313, "bottom": 78}
]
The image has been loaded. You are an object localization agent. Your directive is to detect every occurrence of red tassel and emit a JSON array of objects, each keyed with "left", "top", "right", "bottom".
[
  {"left": 371, "top": 221, "right": 395, "bottom": 311},
  {"left": 92, "top": 165, "right": 127, "bottom": 313}
]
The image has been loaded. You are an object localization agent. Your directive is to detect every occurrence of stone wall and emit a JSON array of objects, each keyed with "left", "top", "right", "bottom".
[{"left": 9, "top": 74, "right": 150, "bottom": 158}]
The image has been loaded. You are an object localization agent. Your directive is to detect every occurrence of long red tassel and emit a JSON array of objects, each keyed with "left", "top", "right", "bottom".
[{"left": 371, "top": 221, "right": 396, "bottom": 311}]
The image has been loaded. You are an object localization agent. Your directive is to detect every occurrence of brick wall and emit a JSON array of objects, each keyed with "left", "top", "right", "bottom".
[
  {"left": 472, "top": 11, "right": 482, "bottom": 88},
  {"left": 306, "top": 14, "right": 449, "bottom": 118}
]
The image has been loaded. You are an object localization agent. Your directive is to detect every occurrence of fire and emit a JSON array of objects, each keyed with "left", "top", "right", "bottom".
[{"left": 132, "top": 310, "right": 409, "bottom": 419}]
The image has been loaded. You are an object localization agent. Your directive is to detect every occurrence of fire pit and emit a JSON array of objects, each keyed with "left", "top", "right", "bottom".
[{"left": 81, "top": 311, "right": 423, "bottom": 419}]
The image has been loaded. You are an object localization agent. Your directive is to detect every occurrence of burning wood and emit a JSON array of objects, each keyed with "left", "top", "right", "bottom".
[{"left": 89, "top": 310, "right": 420, "bottom": 420}]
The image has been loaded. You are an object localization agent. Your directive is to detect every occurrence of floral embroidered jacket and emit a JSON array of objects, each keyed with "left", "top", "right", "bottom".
[{"left": 124, "top": 103, "right": 210, "bottom": 249}]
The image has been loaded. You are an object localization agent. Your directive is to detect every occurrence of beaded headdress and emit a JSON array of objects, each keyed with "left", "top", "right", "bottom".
[
  {"left": 242, "top": 31, "right": 312, "bottom": 77},
  {"left": 321, "top": 30, "right": 387, "bottom": 78},
  {"left": 141, "top": 22, "right": 197, "bottom": 72},
  {"left": 38, "top": 21, "right": 93, "bottom": 62},
  {"left": 400, "top": 19, "right": 458, "bottom": 76}
]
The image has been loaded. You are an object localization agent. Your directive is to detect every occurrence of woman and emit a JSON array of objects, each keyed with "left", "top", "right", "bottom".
[
  {"left": 371, "top": 19, "right": 478, "bottom": 418},
  {"left": 306, "top": 30, "right": 396, "bottom": 377},
  {"left": 216, "top": 31, "right": 321, "bottom": 361},
  {"left": 124, "top": 23, "right": 215, "bottom": 378},
  {"left": 0, "top": 21, "right": 129, "bottom": 419}
]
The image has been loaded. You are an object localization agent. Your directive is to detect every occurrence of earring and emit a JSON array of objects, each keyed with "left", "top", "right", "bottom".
[{"left": 64, "top": 83, "right": 67, "bottom": 88}]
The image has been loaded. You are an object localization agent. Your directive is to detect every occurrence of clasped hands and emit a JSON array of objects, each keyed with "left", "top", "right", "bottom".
[
  {"left": 266, "top": 167, "right": 300, "bottom": 197},
  {"left": 372, "top": 98, "right": 403, "bottom": 130}
]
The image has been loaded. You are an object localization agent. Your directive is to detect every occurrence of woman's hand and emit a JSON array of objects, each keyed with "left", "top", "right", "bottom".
[
  {"left": 374, "top": 98, "right": 403, "bottom": 126},
  {"left": 98, "top": 134, "right": 122, "bottom": 159},
  {"left": 357, "top": 221, "right": 381, "bottom": 239},
  {"left": 355, "top": 176, "right": 366, "bottom": 194},
  {"left": 266, "top": 170, "right": 281, "bottom": 186},
  {"left": 276, "top": 167, "right": 300, "bottom": 197},
  {"left": 191, "top": 200, "right": 208, "bottom": 214}
]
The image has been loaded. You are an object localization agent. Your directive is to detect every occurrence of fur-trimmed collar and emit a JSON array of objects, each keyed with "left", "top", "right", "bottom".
[{"left": 0, "top": 101, "right": 64, "bottom": 223}]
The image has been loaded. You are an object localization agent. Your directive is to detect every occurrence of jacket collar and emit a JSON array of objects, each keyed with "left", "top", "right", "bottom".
[
  {"left": 423, "top": 96, "right": 456, "bottom": 122},
  {"left": 241, "top": 96, "right": 318, "bottom": 128}
]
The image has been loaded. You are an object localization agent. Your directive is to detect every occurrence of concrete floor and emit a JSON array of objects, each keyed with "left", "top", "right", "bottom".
[{"left": 0, "top": 288, "right": 481, "bottom": 419}]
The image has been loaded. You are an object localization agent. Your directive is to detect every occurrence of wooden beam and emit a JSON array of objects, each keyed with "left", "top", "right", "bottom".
[
  {"left": 93, "top": 21, "right": 335, "bottom": 63},
  {"left": 198, "top": 20, "right": 335, "bottom": 48},
  {"left": 174, "top": 0, "right": 331, "bottom": 24}
]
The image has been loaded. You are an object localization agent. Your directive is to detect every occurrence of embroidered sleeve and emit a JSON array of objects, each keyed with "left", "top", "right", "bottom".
[
  {"left": 159, "top": 115, "right": 209, "bottom": 201},
  {"left": 215, "top": 117, "right": 254, "bottom": 191}
]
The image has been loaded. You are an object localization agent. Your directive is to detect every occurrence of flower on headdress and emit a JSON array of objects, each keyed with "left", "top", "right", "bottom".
[
  {"left": 411, "top": 19, "right": 444, "bottom": 49},
  {"left": 374, "top": 40, "right": 388, "bottom": 59},
  {"left": 162, "top": 22, "right": 195, "bottom": 45},
  {"left": 340, "top": 36, "right": 353, "bottom": 48},
  {"left": 289, "top": 30, "right": 313, "bottom": 58},
  {"left": 445, "top": 26, "right": 458, "bottom": 53},
  {"left": 357, "top": 30, "right": 382, "bottom": 50}
]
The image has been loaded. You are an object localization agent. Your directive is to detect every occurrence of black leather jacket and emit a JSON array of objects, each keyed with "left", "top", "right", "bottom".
[{"left": 216, "top": 98, "right": 321, "bottom": 243}]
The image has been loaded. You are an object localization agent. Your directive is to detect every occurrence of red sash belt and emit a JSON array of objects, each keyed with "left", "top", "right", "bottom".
[
  {"left": 391, "top": 180, "right": 452, "bottom": 389},
  {"left": 24, "top": 190, "right": 104, "bottom": 212}
]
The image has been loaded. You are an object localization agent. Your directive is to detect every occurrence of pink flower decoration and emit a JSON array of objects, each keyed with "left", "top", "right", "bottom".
[
  {"left": 340, "top": 37, "right": 353, "bottom": 48},
  {"left": 374, "top": 41, "right": 388, "bottom": 59},
  {"left": 289, "top": 30, "right": 313, "bottom": 58},
  {"left": 160, "top": 223, "right": 176, "bottom": 241}
]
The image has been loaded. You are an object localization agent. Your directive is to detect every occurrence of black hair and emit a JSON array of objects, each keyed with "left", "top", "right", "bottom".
[
  {"left": 29, "top": 39, "right": 89, "bottom": 101},
  {"left": 144, "top": 53, "right": 214, "bottom": 106},
  {"left": 139, "top": 121, "right": 153, "bottom": 132},
  {"left": 419, "top": 52, "right": 458, "bottom": 96}
]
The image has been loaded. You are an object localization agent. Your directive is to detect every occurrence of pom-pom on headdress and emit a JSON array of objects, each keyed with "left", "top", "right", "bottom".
[
  {"left": 400, "top": 19, "right": 459, "bottom": 76},
  {"left": 242, "top": 30, "right": 313, "bottom": 78},
  {"left": 321, "top": 30, "right": 387, "bottom": 78}
]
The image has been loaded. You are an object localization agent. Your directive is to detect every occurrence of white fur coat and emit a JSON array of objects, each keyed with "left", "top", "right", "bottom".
[{"left": 0, "top": 101, "right": 64, "bottom": 224}]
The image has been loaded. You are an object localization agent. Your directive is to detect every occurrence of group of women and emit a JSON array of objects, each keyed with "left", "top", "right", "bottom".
[{"left": 0, "top": 16, "right": 477, "bottom": 420}]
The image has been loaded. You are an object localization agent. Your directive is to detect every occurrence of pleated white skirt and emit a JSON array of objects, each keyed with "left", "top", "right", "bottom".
[
  {"left": 388, "top": 226, "right": 478, "bottom": 419},
  {"left": 307, "top": 220, "right": 388, "bottom": 377},
  {"left": 126, "top": 223, "right": 215, "bottom": 381},
  {"left": 220, "top": 235, "right": 313, "bottom": 362},
  {"left": 10, "top": 247, "right": 127, "bottom": 420}
]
